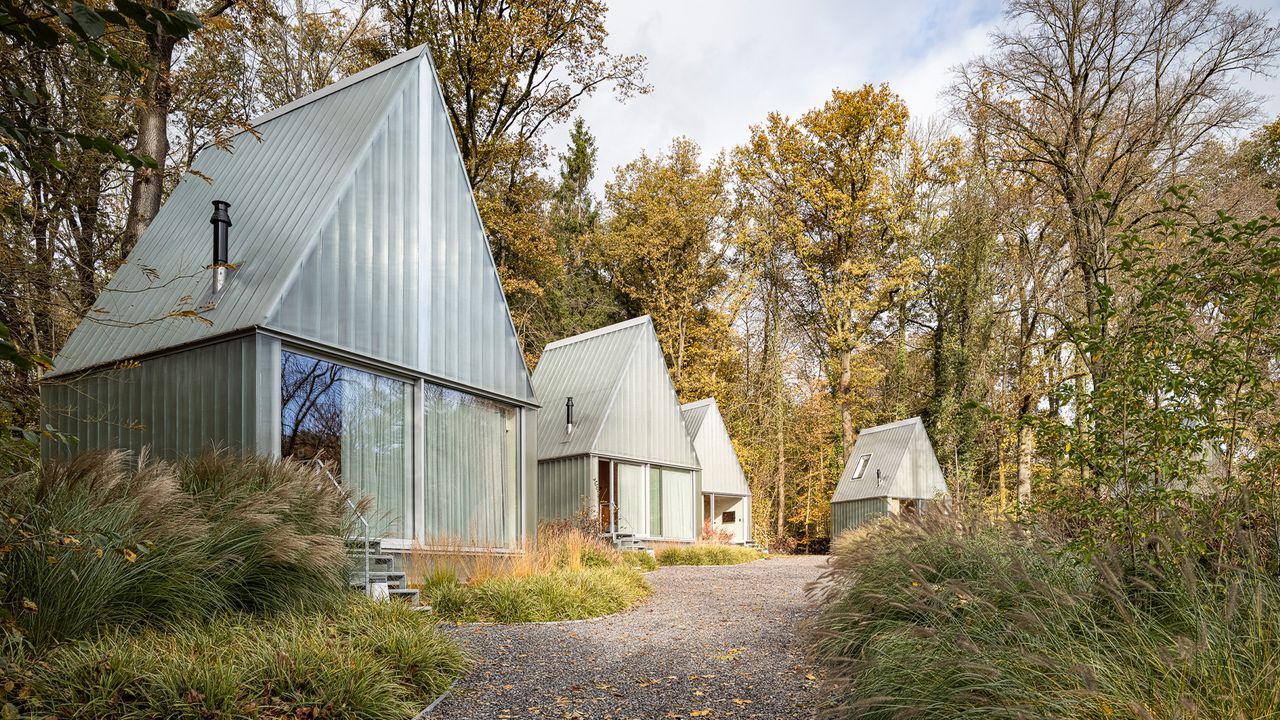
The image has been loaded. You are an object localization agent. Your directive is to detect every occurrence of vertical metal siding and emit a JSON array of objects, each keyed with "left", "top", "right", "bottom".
[
  {"left": 536, "top": 455, "right": 592, "bottom": 525},
  {"left": 685, "top": 400, "right": 750, "bottom": 496},
  {"left": 831, "top": 498, "right": 890, "bottom": 537},
  {"left": 523, "top": 408, "right": 538, "bottom": 539},
  {"left": 268, "top": 57, "right": 535, "bottom": 406},
  {"left": 592, "top": 321, "right": 700, "bottom": 469},
  {"left": 533, "top": 320, "right": 643, "bottom": 458},
  {"left": 41, "top": 335, "right": 262, "bottom": 462},
  {"left": 270, "top": 80, "right": 419, "bottom": 368},
  {"left": 421, "top": 59, "right": 533, "bottom": 403}
]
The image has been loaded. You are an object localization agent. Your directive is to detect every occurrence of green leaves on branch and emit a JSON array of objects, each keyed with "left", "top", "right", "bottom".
[{"left": 0, "top": 0, "right": 202, "bottom": 172}]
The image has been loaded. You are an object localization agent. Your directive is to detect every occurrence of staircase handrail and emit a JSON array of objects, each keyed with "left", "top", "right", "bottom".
[{"left": 313, "top": 459, "right": 371, "bottom": 594}]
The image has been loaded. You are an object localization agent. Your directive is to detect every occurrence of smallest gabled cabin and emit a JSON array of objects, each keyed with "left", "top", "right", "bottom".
[
  {"left": 682, "top": 398, "right": 752, "bottom": 544},
  {"left": 830, "top": 417, "right": 948, "bottom": 536}
]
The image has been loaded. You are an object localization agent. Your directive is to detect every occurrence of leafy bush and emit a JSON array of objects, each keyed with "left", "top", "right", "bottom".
[
  {"left": 654, "top": 543, "right": 763, "bottom": 566},
  {"left": 0, "top": 450, "right": 352, "bottom": 649},
  {"left": 412, "top": 528, "right": 650, "bottom": 622},
  {"left": 812, "top": 511, "right": 1280, "bottom": 719},
  {"left": 701, "top": 519, "right": 734, "bottom": 544},
  {"left": 7, "top": 598, "right": 466, "bottom": 719}
]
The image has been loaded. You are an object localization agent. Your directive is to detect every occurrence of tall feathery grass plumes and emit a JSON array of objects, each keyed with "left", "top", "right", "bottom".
[
  {"left": 411, "top": 524, "right": 652, "bottom": 622},
  {"left": 1, "top": 449, "right": 353, "bottom": 649},
  {"left": 811, "top": 511, "right": 1280, "bottom": 719}
]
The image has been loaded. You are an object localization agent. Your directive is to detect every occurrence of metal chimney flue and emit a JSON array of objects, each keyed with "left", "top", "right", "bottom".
[
  {"left": 565, "top": 396, "right": 575, "bottom": 435},
  {"left": 210, "top": 200, "right": 232, "bottom": 293}
]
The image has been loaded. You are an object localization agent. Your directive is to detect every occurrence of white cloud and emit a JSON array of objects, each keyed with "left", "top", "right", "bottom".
[{"left": 547, "top": 0, "right": 1279, "bottom": 195}]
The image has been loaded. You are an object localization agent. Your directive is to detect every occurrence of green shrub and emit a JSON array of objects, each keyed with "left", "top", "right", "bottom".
[
  {"left": 0, "top": 450, "right": 352, "bottom": 649},
  {"left": 410, "top": 526, "right": 650, "bottom": 623},
  {"left": 421, "top": 565, "right": 649, "bottom": 623},
  {"left": 812, "top": 512, "right": 1280, "bottom": 719},
  {"left": 10, "top": 598, "right": 466, "bottom": 719},
  {"left": 621, "top": 549, "right": 659, "bottom": 571},
  {"left": 654, "top": 543, "right": 763, "bottom": 566}
]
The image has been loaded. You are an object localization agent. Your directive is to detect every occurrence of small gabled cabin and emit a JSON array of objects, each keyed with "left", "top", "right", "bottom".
[
  {"left": 681, "top": 398, "right": 751, "bottom": 544},
  {"left": 40, "top": 45, "right": 538, "bottom": 552},
  {"left": 830, "top": 417, "right": 948, "bottom": 536},
  {"left": 532, "top": 317, "right": 701, "bottom": 544}
]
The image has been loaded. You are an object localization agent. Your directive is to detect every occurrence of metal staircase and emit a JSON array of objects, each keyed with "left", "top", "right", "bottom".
[
  {"left": 605, "top": 532, "right": 652, "bottom": 553},
  {"left": 344, "top": 537, "right": 423, "bottom": 606},
  {"left": 316, "top": 460, "right": 427, "bottom": 610}
]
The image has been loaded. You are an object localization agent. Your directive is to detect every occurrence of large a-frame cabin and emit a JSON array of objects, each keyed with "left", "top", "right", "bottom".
[{"left": 41, "top": 45, "right": 538, "bottom": 552}]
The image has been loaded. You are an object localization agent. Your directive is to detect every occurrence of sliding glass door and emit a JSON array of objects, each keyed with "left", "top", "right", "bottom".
[
  {"left": 615, "top": 462, "right": 645, "bottom": 535},
  {"left": 602, "top": 460, "right": 695, "bottom": 540},
  {"left": 280, "top": 350, "right": 522, "bottom": 547}
]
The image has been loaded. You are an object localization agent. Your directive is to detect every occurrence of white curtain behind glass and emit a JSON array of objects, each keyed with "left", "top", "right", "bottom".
[
  {"left": 661, "top": 469, "right": 695, "bottom": 540},
  {"left": 423, "top": 384, "right": 518, "bottom": 547},
  {"left": 280, "top": 351, "right": 409, "bottom": 539},
  {"left": 615, "top": 463, "right": 645, "bottom": 536},
  {"left": 341, "top": 370, "right": 409, "bottom": 538}
]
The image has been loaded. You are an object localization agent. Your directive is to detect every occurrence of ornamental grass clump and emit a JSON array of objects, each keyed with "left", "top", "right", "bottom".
[
  {"left": 412, "top": 524, "right": 651, "bottom": 622},
  {"left": 811, "top": 510, "right": 1280, "bottom": 719},
  {"left": 10, "top": 598, "right": 466, "bottom": 719},
  {"left": 653, "top": 543, "right": 763, "bottom": 566},
  {"left": 0, "top": 449, "right": 352, "bottom": 649}
]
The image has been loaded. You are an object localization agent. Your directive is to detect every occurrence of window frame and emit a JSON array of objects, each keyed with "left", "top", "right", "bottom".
[
  {"left": 851, "top": 453, "right": 873, "bottom": 480},
  {"left": 278, "top": 347, "right": 415, "bottom": 542}
]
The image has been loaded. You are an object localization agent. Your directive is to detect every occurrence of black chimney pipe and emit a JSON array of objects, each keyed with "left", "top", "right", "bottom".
[
  {"left": 566, "top": 397, "right": 575, "bottom": 433},
  {"left": 210, "top": 200, "right": 231, "bottom": 266}
]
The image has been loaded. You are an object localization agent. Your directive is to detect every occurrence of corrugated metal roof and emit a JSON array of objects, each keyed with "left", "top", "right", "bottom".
[
  {"left": 682, "top": 398, "right": 750, "bottom": 496},
  {"left": 48, "top": 45, "right": 536, "bottom": 406},
  {"left": 681, "top": 399, "right": 711, "bottom": 439},
  {"left": 532, "top": 316, "right": 700, "bottom": 469},
  {"left": 832, "top": 417, "right": 948, "bottom": 502},
  {"left": 50, "top": 49, "right": 421, "bottom": 378},
  {"left": 533, "top": 318, "right": 645, "bottom": 458}
]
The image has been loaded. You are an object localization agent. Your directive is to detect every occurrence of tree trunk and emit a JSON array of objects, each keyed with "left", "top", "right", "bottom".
[
  {"left": 774, "top": 406, "right": 785, "bottom": 538},
  {"left": 839, "top": 350, "right": 854, "bottom": 462},
  {"left": 1017, "top": 423, "right": 1035, "bottom": 506},
  {"left": 122, "top": 5, "right": 179, "bottom": 256}
]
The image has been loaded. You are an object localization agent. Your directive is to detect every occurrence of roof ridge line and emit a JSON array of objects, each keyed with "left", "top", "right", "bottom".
[
  {"left": 216, "top": 45, "right": 427, "bottom": 149},
  {"left": 542, "top": 315, "right": 652, "bottom": 351},
  {"left": 858, "top": 416, "right": 923, "bottom": 434},
  {"left": 681, "top": 397, "right": 715, "bottom": 409}
]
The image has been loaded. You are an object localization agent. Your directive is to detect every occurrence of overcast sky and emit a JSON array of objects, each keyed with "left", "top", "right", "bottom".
[{"left": 551, "top": 0, "right": 1280, "bottom": 195}]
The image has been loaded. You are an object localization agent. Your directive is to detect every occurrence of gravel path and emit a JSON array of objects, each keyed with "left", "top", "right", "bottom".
[{"left": 433, "top": 555, "right": 828, "bottom": 720}]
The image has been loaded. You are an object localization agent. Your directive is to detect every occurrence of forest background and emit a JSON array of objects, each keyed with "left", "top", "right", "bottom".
[{"left": 4, "top": 0, "right": 1279, "bottom": 551}]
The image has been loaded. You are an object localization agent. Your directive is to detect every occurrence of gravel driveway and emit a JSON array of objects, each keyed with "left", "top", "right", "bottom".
[{"left": 433, "top": 555, "right": 828, "bottom": 720}]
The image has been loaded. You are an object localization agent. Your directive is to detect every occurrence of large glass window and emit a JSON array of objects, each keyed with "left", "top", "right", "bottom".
[
  {"left": 658, "top": 468, "right": 695, "bottom": 540},
  {"left": 281, "top": 351, "right": 410, "bottom": 538},
  {"left": 614, "top": 462, "right": 645, "bottom": 537},
  {"left": 422, "top": 384, "right": 519, "bottom": 548}
]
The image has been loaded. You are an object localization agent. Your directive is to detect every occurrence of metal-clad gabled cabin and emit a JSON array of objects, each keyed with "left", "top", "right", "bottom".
[
  {"left": 681, "top": 398, "right": 752, "bottom": 544},
  {"left": 40, "top": 45, "right": 538, "bottom": 553},
  {"left": 830, "top": 417, "right": 948, "bottom": 536},
  {"left": 533, "top": 317, "right": 701, "bottom": 545}
]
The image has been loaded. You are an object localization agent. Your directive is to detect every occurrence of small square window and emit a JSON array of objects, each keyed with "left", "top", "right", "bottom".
[
  {"left": 852, "top": 453, "right": 872, "bottom": 479},
  {"left": 722, "top": 511, "right": 736, "bottom": 523}
]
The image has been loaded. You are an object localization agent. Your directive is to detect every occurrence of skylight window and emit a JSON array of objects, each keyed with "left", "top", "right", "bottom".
[{"left": 852, "top": 453, "right": 872, "bottom": 479}]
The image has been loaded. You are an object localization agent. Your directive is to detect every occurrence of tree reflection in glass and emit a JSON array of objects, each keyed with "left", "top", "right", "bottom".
[{"left": 280, "top": 351, "right": 408, "bottom": 537}]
